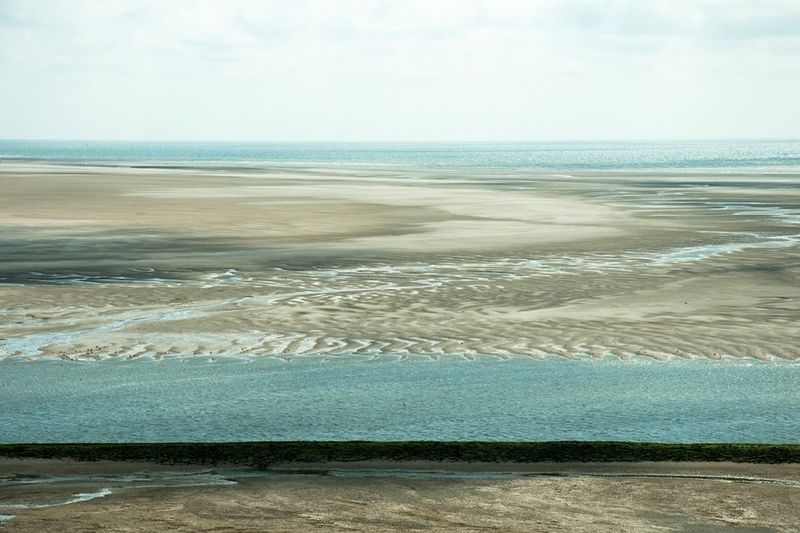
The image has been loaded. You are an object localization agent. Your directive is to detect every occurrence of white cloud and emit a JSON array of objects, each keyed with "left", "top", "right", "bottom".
[{"left": 0, "top": 0, "right": 798, "bottom": 140}]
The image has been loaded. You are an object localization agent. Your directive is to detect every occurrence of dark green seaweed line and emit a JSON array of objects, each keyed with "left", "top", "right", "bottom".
[{"left": 2, "top": 442, "right": 799, "bottom": 466}]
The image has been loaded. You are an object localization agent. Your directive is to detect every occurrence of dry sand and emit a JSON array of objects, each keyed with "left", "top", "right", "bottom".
[
  {"left": 1, "top": 164, "right": 799, "bottom": 361},
  {"left": 2, "top": 459, "right": 800, "bottom": 531}
]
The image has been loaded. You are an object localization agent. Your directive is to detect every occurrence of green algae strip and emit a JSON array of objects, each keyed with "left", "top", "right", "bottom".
[{"left": 1, "top": 442, "right": 799, "bottom": 466}]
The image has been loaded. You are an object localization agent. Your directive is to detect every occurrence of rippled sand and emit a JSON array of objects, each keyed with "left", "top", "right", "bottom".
[
  {"left": 1, "top": 164, "right": 798, "bottom": 361},
  {"left": 3, "top": 459, "right": 800, "bottom": 532}
]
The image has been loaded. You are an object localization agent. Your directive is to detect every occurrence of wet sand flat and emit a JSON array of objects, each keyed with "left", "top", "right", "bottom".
[
  {"left": 2, "top": 459, "right": 800, "bottom": 532},
  {"left": 1, "top": 164, "right": 799, "bottom": 361}
]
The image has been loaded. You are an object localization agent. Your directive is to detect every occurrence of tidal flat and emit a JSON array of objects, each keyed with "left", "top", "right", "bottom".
[
  {"left": 0, "top": 164, "right": 798, "bottom": 362},
  {"left": 2, "top": 458, "right": 800, "bottom": 532},
  {"left": 1, "top": 162, "right": 800, "bottom": 531}
]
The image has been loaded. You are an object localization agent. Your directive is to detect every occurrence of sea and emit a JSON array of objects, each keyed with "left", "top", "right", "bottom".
[
  {"left": 1, "top": 138, "right": 799, "bottom": 444},
  {"left": 2, "top": 138, "right": 800, "bottom": 171}
]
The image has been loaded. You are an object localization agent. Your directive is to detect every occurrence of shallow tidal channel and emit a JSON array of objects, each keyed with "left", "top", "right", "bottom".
[{"left": 1, "top": 356, "right": 798, "bottom": 443}]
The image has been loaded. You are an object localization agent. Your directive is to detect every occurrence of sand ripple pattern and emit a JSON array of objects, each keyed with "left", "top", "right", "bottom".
[{"left": 2, "top": 231, "right": 798, "bottom": 362}]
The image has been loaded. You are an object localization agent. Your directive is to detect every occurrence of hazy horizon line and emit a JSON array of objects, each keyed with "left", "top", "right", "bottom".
[{"left": 2, "top": 137, "right": 799, "bottom": 144}]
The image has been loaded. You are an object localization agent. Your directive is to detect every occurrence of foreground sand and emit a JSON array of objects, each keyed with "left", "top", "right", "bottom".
[
  {"left": 2, "top": 459, "right": 800, "bottom": 531},
  {"left": 1, "top": 164, "right": 799, "bottom": 361}
]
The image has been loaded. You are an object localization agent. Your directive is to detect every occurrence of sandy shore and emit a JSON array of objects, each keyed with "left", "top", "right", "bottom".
[
  {"left": 2, "top": 458, "right": 800, "bottom": 531},
  {"left": 1, "top": 164, "right": 799, "bottom": 361}
]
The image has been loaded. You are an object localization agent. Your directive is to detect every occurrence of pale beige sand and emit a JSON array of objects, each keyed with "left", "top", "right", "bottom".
[
  {"left": 2, "top": 459, "right": 800, "bottom": 531},
  {"left": 1, "top": 164, "right": 799, "bottom": 361}
]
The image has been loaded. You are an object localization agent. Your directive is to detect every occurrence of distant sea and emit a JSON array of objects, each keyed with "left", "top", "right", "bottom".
[{"left": 2, "top": 139, "right": 800, "bottom": 171}]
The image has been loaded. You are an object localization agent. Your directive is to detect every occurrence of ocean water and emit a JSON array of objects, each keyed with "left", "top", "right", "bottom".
[
  {"left": 1, "top": 357, "right": 798, "bottom": 443},
  {"left": 2, "top": 139, "right": 800, "bottom": 171}
]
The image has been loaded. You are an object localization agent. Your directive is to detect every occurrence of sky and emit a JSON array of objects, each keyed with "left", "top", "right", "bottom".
[{"left": 0, "top": 0, "right": 799, "bottom": 141}]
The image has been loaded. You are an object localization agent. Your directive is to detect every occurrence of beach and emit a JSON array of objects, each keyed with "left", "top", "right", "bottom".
[
  {"left": 2, "top": 458, "right": 800, "bottom": 531},
  {"left": 1, "top": 163, "right": 798, "bottom": 362}
]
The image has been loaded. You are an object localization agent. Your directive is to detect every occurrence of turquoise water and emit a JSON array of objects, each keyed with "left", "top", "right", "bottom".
[
  {"left": 1, "top": 357, "right": 798, "bottom": 443},
  {"left": 2, "top": 139, "right": 800, "bottom": 171}
]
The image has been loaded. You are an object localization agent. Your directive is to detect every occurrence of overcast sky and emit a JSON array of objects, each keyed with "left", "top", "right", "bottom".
[{"left": 1, "top": 0, "right": 799, "bottom": 141}]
